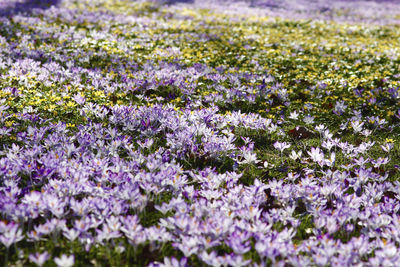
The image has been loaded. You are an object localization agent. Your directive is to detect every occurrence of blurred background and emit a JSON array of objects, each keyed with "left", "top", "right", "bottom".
[{"left": 1, "top": 0, "right": 400, "bottom": 25}]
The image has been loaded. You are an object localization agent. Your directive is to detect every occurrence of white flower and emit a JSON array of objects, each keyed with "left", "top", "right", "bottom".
[
  {"left": 340, "top": 122, "right": 348, "bottom": 130},
  {"left": 324, "top": 152, "right": 336, "bottom": 167},
  {"left": 322, "top": 129, "right": 333, "bottom": 139},
  {"left": 381, "top": 143, "right": 394, "bottom": 153},
  {"left": 63, "top": 228, "right": 80, "bottom": 242},
  {"left": 54, "top": 254, "right": 74, "bottom": 267},
  {"left": 29, "top": 252, "right": 49, "bottom": 267},
  {"left": 303, "top": 115, "right": 314, "bottom": 124},
  {"left": 351, "top": 120, "right": 364, "bottom": 133},
  {"left": 361, "top": 129, "right": 372, "bottom": 137},
  {"left": 263, "top": 161, "right": 274, "bottom": 169},
  {"left": 289, "top": 150, "right": 302, "bottom": 161},
  {"left": 273, "top": 141, "right": 291, "bottom": 153},
  {"left": 308, "top": 147, "right": 324, "bottom": 164},
  {"left": 237, "top": 151, "right": 260, "bottom": 165},
  {"left": 315, "top": 124, "right": 326, "bottom": 133},
  {"left": 0, "top": 224, "right": 24, "bottom": 248},
  {"left": 377, "top": 118, "right": 387, "bottom": 126},
  {"left": 287, "top": 172, "right": 300, "bottom": 182},
  {"left": 288, "top": 111, "right": 300, "bottom": 120},
  {"left": 241, "top": 137, "right": 252, "bottom": 145},
  {"left": 23, "top": 105, "right": 36, "bottom": 114},
  {"left": 321, "top": 140, "right": 334, "bottom": 151}
]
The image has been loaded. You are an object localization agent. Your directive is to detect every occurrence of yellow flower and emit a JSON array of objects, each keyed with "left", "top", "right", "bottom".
[{"left": 66, "top": 101, "right": 77, "bottom": 108}]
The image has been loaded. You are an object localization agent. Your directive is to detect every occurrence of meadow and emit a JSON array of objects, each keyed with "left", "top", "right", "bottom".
[{"left": 1, "top": 0, "right": 400, "bottom": 266}]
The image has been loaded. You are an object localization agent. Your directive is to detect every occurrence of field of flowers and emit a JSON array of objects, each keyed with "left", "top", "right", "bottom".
[{"left": 1, "top": 0, "right": 400, "bottom": 266}]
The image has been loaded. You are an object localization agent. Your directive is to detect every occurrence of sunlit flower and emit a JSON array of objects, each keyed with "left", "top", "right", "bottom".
[
  {"left": 381, "top": 143, "right": 394, "bottom": 153},
  {"left": 351, "top": 120, "right": 364, "bottom": 133},
  {"left": 237, "top": 150, "right": 260, "bottom": 165},
  {"left": 54, "top": 254, "right": 74, "bottom": 267},
  {"left": 29, "top": 252, "right": 49, "bottom": 267},
  {"left": 274, "top": 141, "right": 291, "bottom": 153},
  {"left": 289, "top": 150, "right": 302, "bottom": 161},
  {"left": 308, "top": 147, "right": 324, "bottom": 165},
  {"left": 303, "top": 115, "right": 315, "bottom": 124},
  {"left": 288, "top": 111, "right": 300, "bottom": 120}
]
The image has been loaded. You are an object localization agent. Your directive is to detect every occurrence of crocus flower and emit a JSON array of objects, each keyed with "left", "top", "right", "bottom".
[
  {"left": 351, "top": 120, "right": 364, "bottom": 133},
  {"left": 237, "top": 150, "right": 260, "bottom": 165},
  {"left": 274, "top": 141, "right": 291, "bottom": 153},
  {"left": 29, "top": 252, "right": 49, "bottom": 267},
  {"left": 308, "top": 147, "right": 324, "bottom": 165},
  {"left": 0, "top": 223, "right": 24, "bottom": 249},
  {"left": 54, "top": 254, "right": 74, "bottom": 267},
  {"left": 289, "top": 150, "right": 302, "bottom": 161}
]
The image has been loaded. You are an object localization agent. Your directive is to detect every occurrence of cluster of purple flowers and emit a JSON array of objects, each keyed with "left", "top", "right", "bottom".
[
  {"left": 1, "top": 99, "right": 400, "bottom": 265},
  {"left": 168, "top": 0, "right": 400, "bottom": 25},
  {"left": 0, "top": 0, "right": 400, "bottom": 266}
]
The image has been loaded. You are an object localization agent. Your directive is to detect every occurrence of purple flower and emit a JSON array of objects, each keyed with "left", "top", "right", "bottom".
[
  {"left": 149, "top": 256, "right": 187, "bottom": 267},
  {"left": 199, "top": 251, "right": 220, "bottom": 266},
  {"left": 226, "top": 235, "right": 251, "bottom": 255},
  {"left": 72, "top": 93, "right": 86, "bottom": 105},
  {"left": 173, "top": 236, "right": 200, "bottom": 257},
  {"left": 96, "top": 224, "right": 121, "bottom": 244},
  {"left": 0, "top": 223, "right": 24, "bottom": 249},
  {"left": 29, "top": 252, "right": 49, "bottom": 267}
]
